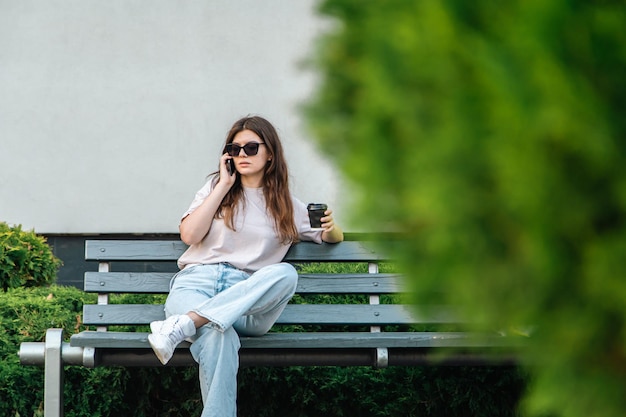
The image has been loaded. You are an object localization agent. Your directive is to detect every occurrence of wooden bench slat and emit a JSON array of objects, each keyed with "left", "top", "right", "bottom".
[
  {"left": 85, "top": 240, "right": 387, "bottom": 262},
  {"left": 70, "top": 330, "right": 510, "bottom": 349},
  {"left": 82, "top": 304, "right": 458, "bottom": 326},
  {"left": 83, "top": 304, "right": 165, "bottom": 325},
  {"left": 278, "top": 304, "right": 457, "bottom": 325},
  {"left": 84, "top": 272, "right": 404, "bottom": 294},
  {"left": 284, "top": 240, "right": 386, "bottom": 262},
  {"left": 84, "top": 272, "right": 172, "bottom": 293},
  {"left": 86, "top": 240, "right": 188, "bottom": 261},
  {"left": 295, "top": 273, "right": 404, "bottom": 293}
]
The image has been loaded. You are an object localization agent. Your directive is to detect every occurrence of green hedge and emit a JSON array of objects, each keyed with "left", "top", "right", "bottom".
[
  {"left": 1, "top": 285, "right": 524, "bottom": 417},
  {"left": 238, "top": 366, "right": 524, "bottom": 417},
  {"left": 0, "top": 223, "right": 62, "bottom": 291}
]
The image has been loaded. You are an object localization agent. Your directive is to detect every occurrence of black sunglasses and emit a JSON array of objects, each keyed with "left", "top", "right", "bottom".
[{"left": 224, "top": 142, "right": 265, "bottom": 156}]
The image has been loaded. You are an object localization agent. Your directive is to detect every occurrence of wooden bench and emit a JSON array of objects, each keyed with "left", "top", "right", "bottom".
[{"left": 19, "top": 238, "right": 518, "bottom": 417}]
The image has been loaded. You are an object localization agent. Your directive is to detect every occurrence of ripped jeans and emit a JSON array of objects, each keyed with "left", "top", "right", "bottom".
[{"left": 164, "top": 262, "right": 298, "bottom": 417}]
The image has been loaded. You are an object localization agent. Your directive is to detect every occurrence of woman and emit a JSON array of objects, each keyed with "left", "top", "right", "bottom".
[{"left": 148, "top": 115, "right": 343, "bottom": 417}]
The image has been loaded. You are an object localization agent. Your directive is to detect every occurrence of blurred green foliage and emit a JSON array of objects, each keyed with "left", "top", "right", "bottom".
[
  {"left": 305, "top": 1, "right": 626, "bottom": 416},
  {"left": 0, "top": 222, "right": 62, "bottom": 291}
]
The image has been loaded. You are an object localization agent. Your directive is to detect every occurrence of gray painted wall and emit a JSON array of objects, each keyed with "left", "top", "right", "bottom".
[{"left": 1, "top": 1, "right": 349, "bottom": 234}]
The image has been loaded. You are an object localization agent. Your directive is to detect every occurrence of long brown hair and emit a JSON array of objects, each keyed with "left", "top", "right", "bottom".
[{"left": 215, "top": 116, "right": 298, "bottom": 244}]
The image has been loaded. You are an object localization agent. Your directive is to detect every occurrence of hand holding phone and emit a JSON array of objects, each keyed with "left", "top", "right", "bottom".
[{"left": 226, "top": 158, "right": 235, "bottom": 176}]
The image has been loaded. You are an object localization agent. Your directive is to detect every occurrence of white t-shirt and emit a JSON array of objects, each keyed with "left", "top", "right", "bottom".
[{"left": 177, "top": 178, "right": 323, "bottom": 272}]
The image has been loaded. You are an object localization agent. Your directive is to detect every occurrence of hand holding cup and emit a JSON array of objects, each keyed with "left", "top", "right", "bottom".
[{"left": 308, "top": 203, "right": 334, "bottom": 231}]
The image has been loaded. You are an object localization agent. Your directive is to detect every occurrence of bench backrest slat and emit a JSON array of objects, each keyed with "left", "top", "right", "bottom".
[
  {"left": 84, "top": 272, "right": 404, "bottom": 294},
  {"left": 83, "top": 304, "right": 458, "bottom": 326},
  {"left": 85, "top": 240, "right": 188, "bottom": 261},
  {"left": 85, "top": 240, "right": 387, "bottom": 262}
]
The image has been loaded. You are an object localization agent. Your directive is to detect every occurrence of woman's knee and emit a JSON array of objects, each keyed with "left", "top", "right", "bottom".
[
  {"left": 273, "top": 263, "right": 298, "bottom": 295},
  {"left": 255, "top": 262, "right": 298, "bottom": 289},
  {"left": 277, "top": 262, "right": 298, "bottom": 281}
]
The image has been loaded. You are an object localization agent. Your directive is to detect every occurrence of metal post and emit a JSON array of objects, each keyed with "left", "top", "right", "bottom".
[
  {"left": 369, "top": 261, "right": 388, "bottom": 368},
  {"left": 44, "top": 329, "right": 64, "bottom": 417},
  {"left": 97, "top": 261, "right": 110, "bottom": 332}
]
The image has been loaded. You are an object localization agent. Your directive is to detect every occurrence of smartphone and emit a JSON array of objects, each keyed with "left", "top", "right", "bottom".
[{"left": 226, "top": 158, "right": 235, "bottom": 176}]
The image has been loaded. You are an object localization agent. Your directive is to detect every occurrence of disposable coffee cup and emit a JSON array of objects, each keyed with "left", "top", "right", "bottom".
[{"left": 307, "top": 203, "right": 327, "bottom": 230}]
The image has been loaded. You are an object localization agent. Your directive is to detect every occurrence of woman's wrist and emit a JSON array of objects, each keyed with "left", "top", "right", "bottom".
[{"left": 322, "top": 225, "right": 344, "bottom": 243}]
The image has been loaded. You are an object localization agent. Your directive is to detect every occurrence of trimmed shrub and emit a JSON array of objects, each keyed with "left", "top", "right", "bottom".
[{"left": 0, "top": 222, "right": 62, "bottom": 291}]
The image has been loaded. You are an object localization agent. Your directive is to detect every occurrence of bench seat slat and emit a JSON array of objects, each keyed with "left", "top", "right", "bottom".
[
  {"left": 84, "top": 272, "right": 404, "bottom": 294},
  {"left": 83, "top": 304, "right": 458, "bottom": 326},
  {"left": 70, "top": 330, "right": 511, "bottom": 349},
  {"left": 85, "top": 240, "right": 386, "bottom": 262}
]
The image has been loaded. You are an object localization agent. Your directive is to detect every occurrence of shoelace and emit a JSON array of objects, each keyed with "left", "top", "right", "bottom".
[{"left": 158, "top": 317, "right": 183, "bottom": 341}]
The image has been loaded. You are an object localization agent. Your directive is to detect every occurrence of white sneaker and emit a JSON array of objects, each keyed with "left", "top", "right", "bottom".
[{"left": 148, "top": 315, "right": 196, "bottom": 365}]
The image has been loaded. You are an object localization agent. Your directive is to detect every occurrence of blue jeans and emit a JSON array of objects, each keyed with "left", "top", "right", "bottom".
[{"left": 164, "top": 262, "right": 298, "bottom": 417}]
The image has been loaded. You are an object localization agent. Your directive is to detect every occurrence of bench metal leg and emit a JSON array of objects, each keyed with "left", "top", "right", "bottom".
[
  {"left": 375, "top": 347, "right": 389, "bottom": 368},
  {"left": 44, "top": 329, "right": 64, "bottom": 417}
]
